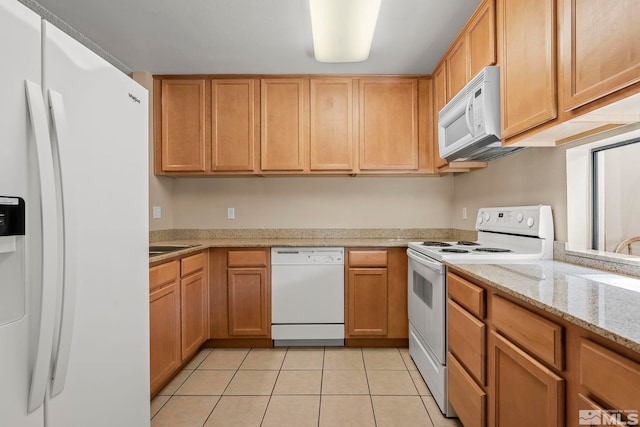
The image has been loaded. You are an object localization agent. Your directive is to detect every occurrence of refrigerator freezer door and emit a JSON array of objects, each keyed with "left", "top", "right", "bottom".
[
  {"left": 0, "top": 0, "right": 46, "bottom": 426},
  {"left": 42, "top": 22, "right": 150, "bottom": 427}
]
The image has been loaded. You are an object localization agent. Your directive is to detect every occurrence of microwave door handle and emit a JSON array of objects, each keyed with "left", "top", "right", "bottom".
[{"left": 464, "top": 95, "right": 475, "bottom": 137}]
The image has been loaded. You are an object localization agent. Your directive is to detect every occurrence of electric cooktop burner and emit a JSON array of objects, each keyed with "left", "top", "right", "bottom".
[
  {"left": 421, "top": 241, "right": 452, "bottom": 247},
  {"left": 457, "top": 241, "right": 480, "bottom": 246},
  {"left": 440, "top": 248, "right": 470, "bottom": 253},
  {"left": 474, "top": 248, "right": 512, "bottom": 253}
]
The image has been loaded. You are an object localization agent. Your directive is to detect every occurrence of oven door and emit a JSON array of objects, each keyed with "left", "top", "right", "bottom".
[{"left": 407, "top": 248, "right": 446, "bottom": 364}]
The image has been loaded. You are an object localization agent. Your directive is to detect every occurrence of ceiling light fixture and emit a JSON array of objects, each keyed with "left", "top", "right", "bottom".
[{"left": 309, "top": 0, "right": 382, "bottom": 63}]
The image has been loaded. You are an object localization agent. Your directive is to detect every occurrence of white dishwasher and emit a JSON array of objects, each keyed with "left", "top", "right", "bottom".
[{"left": 271, "top": 247, "right": 345, "bottom": 346}]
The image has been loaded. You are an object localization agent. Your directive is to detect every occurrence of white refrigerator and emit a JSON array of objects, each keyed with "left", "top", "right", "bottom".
[{"left": 0, "top": 0, "right": 150, "bottom": 426}]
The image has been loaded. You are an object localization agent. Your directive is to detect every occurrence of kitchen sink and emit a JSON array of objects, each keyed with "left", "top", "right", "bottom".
[{"left": 149, "top": 244, "right": 196, "bottom": 256}]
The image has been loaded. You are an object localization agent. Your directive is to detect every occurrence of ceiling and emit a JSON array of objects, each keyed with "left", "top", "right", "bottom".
[{"left": 34, "top": 0, "right": 481, "bottom": 75}]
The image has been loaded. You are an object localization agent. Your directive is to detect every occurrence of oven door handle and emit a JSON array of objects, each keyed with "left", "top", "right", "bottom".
[{"left": 407, "top": 249, "right": 444, "bottom": 273}]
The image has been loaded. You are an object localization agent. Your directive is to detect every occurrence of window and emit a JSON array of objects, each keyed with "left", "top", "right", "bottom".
[
  {"left": 592, "top": 138, "right": 640, "bottom": 255},
  {"left": 566, "top": 124, "right": 640, "bottom": 260}
]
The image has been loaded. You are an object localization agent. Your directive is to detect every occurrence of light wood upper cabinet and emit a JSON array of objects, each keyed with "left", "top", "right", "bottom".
[
  {"left": 560, "top": 0, "right": 640, "bottom": 111},
  {"left": 158, "top": 79, "right": 206, "bottom": 172},
  {"left": 498, "top": 0, "right": 557, "bottom": 139},
  {"left": 309, "top": 78, "right": 355, "bottom": 171},
  {"left": 432, "top": 63, "right": 448, "bottom": 169},
  {"left": 358, "top": 79, "right": 418, "bottom": 170},
  {"left": 468, "top": 0, "right": 496, "bottom": 80},
  {"left": 261, "top": 79, "right": 308, "bottom": 171},
  {"left": 446, "top": 37, "right": 468, "bottom": 102},
  {"left": 443, "top": 0, "right": 496, "bottom": 102},
  {"left": 211, "top": 79, "right": 259, "bottom": 172}
]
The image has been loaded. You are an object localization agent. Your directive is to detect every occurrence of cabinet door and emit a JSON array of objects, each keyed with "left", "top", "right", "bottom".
[
  {"left": 446, "top": 37, "right": 468, "bottom": 101},
  {"left": 181, "top": 271, "right": 207, "bottom": 360},
  {"left": 149, "top": 281, "right": 181, "bottom": 395},
  {"left": 491, "top": 332, "right": 564, "bottom": 427},
  {"left": 227, "top": 267, "right": 270, "bottom": 336},
  {"left": 211, "top": 79, "right": 258, "bottom": 171},
  {"left": 359, "top": 79, "right": 418, "bottom": 170},
  {"left": 468, "top": 0, "right": 496, "bottom": 79},
  {"left": 261, "top": 79, "right": 308, "bottom": 171},
  {"left": 561, "top": 0, "right": 640, "bottom": 110},
  {"left": 432, "top": 64, "right": 448, "bottom": 169},
  {"left": 309, "top": 79, "right": 354, "bottom": 171},
  {"left": 498, "top": 0, "right": 557, "bottom": 138},
  {"left": 347, "top": 268, "right": 388, "bottom": 336},
  {"left": 159, "top": 79, "right": 206, "bottom": 172}
]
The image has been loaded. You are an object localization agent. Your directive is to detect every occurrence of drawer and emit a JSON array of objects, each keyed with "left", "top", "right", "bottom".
[
  {"left": 492, "top": 295, "right": 563, "bottom": 370},
  {"left": 577, "top": 394, "right": 626, "bottom": 427},
  {"left": 228, "top": 249, "right": 268, "bottom": 267},
  {"left": 448, "top": 299, "right": 486, "bottom": 384},
  {"left": 181, "top": 251, "right": 205, "bottom": 276},
  {"left": 149, "top": 260, "right": 179, "bottom": 290},
  {"left": 448, "top": 273, "right": 485, "bottom": 319},
  {"left": 448, "top": 352, "right": 486, "bottom": 427},
  {"left": 580, "top": 339, "right": 640, "bottom": 413},
  {"left": 348, "top": 250, "right": 388, "bottom": 267}
]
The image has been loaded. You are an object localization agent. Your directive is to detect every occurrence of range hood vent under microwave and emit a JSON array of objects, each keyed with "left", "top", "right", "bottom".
[{"left": 438, "top": 66, "right": 525, "bottom": 162}]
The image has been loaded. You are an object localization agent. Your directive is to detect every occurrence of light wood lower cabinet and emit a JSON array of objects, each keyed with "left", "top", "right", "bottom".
[
  {"left": 209, "top": 248, "right": 271, "bottom": 342},
  {"left": 491, "top": 331, "right": 565, "bottom": 427},
  {"left": 149, "top": 250, "right": 209, "bottom": 397},
  {"left": 180, "top": 252, "right": 208, "bottom": 360},
  {"left": 227, "top": 267, "right": 269, "bottom": 336},
  {"left": 447, "top": 269, "right": 640, "bottom": 427},
  {"left": 345, "top": 248, "right": 408, "bottom": 345},
  {"left": 149, "top": 261, "right": 181, "bottom": 396}
]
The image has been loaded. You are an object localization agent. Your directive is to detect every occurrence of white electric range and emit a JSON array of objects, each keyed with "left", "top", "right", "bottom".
[{"left": 406, "top": 205, "right": 554, "bottom": 417}]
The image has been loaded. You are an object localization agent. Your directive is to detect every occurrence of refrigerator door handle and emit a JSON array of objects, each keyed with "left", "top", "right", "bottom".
[
  {"left": 24, "top": 80, "right": 59, "bottom": 413},
  {"left": 47, "top": 90, "right": 77, "bottom": 398}
]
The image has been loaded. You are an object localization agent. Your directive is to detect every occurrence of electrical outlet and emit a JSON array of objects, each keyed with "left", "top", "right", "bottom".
[
  {"left": 462, "top": 207, "right": 468, "bottom": 220},
  {"left": 227, "top": 207, "right": 235, "bottom": 219},
  {"left": 152, "top": 206, "right": 161, "bottom": 219}
]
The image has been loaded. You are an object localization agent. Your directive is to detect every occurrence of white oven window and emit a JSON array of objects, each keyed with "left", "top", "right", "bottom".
[{"left": 413, "top": 271, "right": 433, "bottom": 308}]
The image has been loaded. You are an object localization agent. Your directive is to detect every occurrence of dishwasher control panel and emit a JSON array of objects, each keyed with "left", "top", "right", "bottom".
[{"left": 271, "top": 247, "right": 344, "bottom": 265}]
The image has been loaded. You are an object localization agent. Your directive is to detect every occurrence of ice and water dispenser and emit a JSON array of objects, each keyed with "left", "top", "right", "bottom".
[{"left": 0, "top": 196, "right": 26, "bottom": 326}]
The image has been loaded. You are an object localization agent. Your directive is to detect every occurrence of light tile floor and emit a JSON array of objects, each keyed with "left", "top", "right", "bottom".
[{"left": 151, "top": 347, "right": 463, "bottom": 427}]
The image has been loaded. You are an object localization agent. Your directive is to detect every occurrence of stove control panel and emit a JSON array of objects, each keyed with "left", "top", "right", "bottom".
[{"left": 476, "top": 205, "right": 553, "bottom": 240}]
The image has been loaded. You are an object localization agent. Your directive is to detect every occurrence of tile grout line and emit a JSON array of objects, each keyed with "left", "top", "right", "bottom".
[{"left": 259, "top": 346, "right": 288, "bottom": 427}]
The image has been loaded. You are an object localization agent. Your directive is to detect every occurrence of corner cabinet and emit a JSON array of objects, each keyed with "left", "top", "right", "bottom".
[
  {"left": 209, "top": 248, "right": 272, "bottom": 346},
  {"left": 345, "top": 248, "right": 408, "bottom": 346}
]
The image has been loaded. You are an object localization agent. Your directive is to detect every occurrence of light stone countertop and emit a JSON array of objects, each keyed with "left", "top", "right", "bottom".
[
  {"left": 149, "top": 237, "right": 418, "bottom": 264},
  {"left": 445, "top": 260, "right": 640, "bottom": 353}
]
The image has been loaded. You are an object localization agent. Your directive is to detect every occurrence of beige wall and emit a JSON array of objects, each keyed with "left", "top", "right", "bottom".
[
  {"left": 132, "top": 72, "right": 174, "bottom": 231},
  {"left": 452, "top": 144, "right": 572, "bottom": 241},
  {"left": 171, "top": 176, "right": 454, "bottom": 229}
]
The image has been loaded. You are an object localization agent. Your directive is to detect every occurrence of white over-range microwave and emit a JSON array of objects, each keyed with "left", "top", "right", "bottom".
[{"left": 438, "top": 66, "right": 522, "bottom": 162}]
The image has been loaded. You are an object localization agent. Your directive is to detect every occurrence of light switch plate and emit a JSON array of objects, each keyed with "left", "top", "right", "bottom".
[
  {"left": 227, "top": 207, "right": 235, "bottom": 219},
  {"left": 152, "top": 206, "right": 161, "bottom": 219}
]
